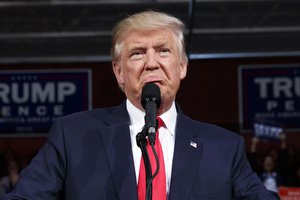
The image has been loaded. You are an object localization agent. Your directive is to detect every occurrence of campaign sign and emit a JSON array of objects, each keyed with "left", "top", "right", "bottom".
[
  {"left": 239, "top": 64, "right": 300, "bottom": 132},
  {"left": 253, "top": 119, "right": 283, "bottom": 140},
  {"left": 279, "top": 187, "right": 300, "bottom": 200},
  {"left": 0, "top": 69, "right": 91, "bottom": 135}
]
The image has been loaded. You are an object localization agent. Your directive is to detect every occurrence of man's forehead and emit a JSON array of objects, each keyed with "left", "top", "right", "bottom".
[{"left": 123, "top": 29, "right": 175, "bottom": 48}]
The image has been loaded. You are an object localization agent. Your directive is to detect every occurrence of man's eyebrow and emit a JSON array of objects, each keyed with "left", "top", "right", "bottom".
[
  {"left": 127, "top": 42, "right": 170, "bottom": 52},
  {"left": 127, "top": 44, "right": 146, "bottom": 52},
  {"left": 153, "top": 42, "right": 171, "bottom": 49}
]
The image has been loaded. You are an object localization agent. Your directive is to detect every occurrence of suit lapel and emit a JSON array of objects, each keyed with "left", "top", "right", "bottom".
[
  {"left": 168, "top": 113, "right": 203, "bottom": 200},
  {"left": 100, "top": 103, "right": 138, "bottom": 200}
]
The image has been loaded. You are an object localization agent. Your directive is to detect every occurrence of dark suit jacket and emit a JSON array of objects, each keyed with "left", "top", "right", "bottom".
[{"left": 3, "top": 102, "right": 279, "bottom": 200}]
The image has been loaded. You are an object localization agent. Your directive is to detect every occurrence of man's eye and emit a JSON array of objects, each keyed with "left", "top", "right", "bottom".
[
  {"left": 130, "top": 52, "right": 143, "bottom": 60},
  {"left": 158, "top": 48, "right": 171, "bottom": 57}
]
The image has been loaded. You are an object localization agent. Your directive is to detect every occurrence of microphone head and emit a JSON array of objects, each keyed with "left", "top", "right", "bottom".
[{"left": 141, "top": 83, "right": 161, "bottom": 109}]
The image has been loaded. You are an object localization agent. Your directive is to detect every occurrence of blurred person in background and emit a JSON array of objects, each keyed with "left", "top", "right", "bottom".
[
  {"left": 248, "top": 133, "right": 300, "bottom": 190},
  {"left": 259, "top": 155, "right": 283, "bottom": 193}
]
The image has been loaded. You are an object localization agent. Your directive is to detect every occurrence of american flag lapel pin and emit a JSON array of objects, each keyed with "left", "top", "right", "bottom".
[{"left": 190, "top": 141, "right": 197, "bottom": 148}]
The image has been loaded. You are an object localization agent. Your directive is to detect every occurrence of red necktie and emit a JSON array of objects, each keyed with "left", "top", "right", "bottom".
[{"left": 137, "top": 117, "right": 166, "bottom": 200}]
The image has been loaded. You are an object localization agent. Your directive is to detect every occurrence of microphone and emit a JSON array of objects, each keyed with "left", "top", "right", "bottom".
[{"left": 141, "top": 83, "right": 161, "bottom": 145}]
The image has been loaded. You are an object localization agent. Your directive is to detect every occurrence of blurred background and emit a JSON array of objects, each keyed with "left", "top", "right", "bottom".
[{"left": 0, "top": 0, "right": 300, "bottom": 197}]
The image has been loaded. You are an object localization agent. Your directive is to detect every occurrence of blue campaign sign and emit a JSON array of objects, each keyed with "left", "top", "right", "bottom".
[
  {"left": 253, "top": 119, "right": 283, "bottom": 140},
  {"left": 0, "top": 69, "right": 92, "bottom": 135},
  {"left": 239, "top": 64, "right": 300, "bottom": 132}
]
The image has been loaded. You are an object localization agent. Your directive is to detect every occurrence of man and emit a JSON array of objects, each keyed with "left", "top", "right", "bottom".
[{"left": 3, "top": 11, "right": 279, "bottom": 200}]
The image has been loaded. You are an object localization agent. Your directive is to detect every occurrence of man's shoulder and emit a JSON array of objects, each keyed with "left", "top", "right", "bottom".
[
  {"left": 54, "top": 104, "right": 124, "bottom": 126},
  {"left": 179, "top": 114, "right": 241, "bottom": 140}
]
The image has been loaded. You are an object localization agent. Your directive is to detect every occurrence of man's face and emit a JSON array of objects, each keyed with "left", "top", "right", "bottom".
[{"left": 113, "top": 28, "right": 187, "bottom": 112}]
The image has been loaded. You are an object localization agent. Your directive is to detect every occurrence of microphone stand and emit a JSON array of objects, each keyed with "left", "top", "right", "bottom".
[
  {"left": 146, "top": 144, "right": 160, "bottom": 199},
  {"left": 136, "top": 123, "right": 160, "bottom": 200},
  {"left": 136, "top": 128, "right": 152, "bottom": 200}
]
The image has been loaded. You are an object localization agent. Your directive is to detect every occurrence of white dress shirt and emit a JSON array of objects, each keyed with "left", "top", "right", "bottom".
[{"left": 126, "top": 99, "right": 177, "bottom": 194}]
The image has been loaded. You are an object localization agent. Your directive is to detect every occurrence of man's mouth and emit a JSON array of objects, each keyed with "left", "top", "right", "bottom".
[{"left": 143, "top": 76, "right": 163, "bottom": 85}]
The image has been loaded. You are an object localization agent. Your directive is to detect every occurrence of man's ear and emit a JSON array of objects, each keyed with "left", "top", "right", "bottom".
[
  {"left": 179, "top": 58, "right": 188, "bottom": 80},
  {"left": 112, "top": 61, "right": 125, "bottom": 86}
]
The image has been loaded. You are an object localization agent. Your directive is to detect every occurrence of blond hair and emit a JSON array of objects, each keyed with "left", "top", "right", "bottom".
[{"left": 111, "top": 10, "right": 187, "bottom": 62}]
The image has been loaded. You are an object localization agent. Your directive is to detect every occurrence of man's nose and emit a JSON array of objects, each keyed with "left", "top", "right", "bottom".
[{"left": 145, "top": 51, "right": 159, "bottom": 70}]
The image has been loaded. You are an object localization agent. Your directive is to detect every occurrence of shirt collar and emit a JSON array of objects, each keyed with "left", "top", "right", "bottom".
[
  {"left": 126, "top": 99, "right": 145, "bottom": 129},
  {"left": 126, "top": 99, "right": 177, "bottom": 136}
]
